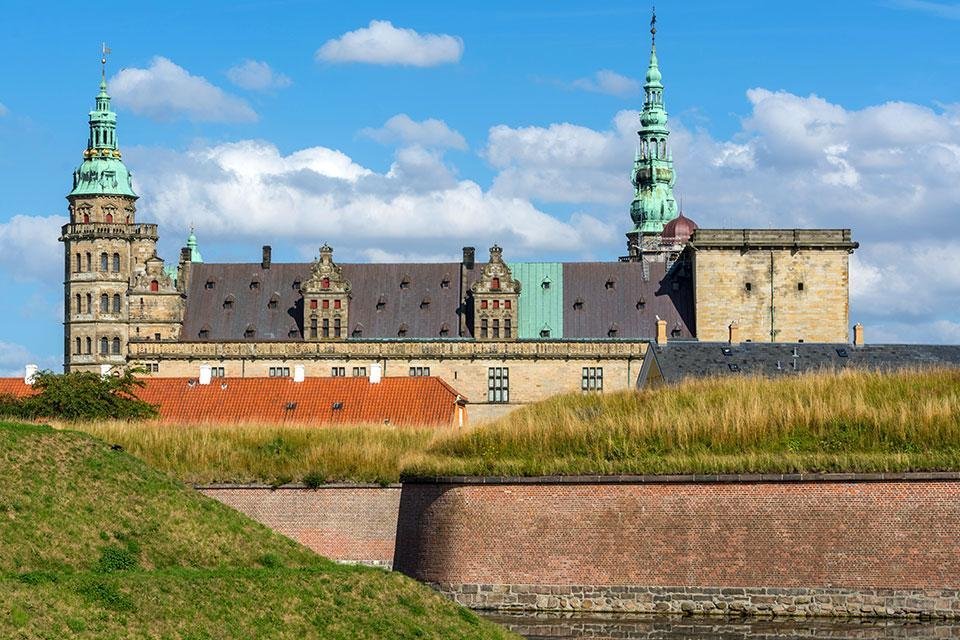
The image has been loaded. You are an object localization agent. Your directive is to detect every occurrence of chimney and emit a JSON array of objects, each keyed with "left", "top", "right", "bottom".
[
  {"left": 293, "top": 365, "right": 305, "bottom": 382},
  {"left": 24, "top": 364, "right": 38, "bottom": 385},
  {"left": 462, "top": 246, "right": 475, "bottom": 270},
  {"left": 369, "top": 363, "right": 382, "bottom": 384},
  {"left": 728, "top": 321, "right": 741, "bottom": 345},
  {"left": 199, "top": 364, "right": 212, "bottom": 385},
  {"left": 655, "top": 318, "right": 668, "bottom": 345},
  {"left": 262, "top": 245, "right": 272, "bottom": 270},
  {"left": 853, "top": 322, "right": 864, "bottom": 346},
  {"left": 180, "top": 247, "right": 191, "bottom": 263},
  {"left": 99, "top": 364, "right": 111, "bottom": 378}
]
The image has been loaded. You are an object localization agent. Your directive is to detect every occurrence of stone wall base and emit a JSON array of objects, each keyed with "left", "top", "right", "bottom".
[{"left": 437, "top": 584, "right": 960, "bottom": 620}]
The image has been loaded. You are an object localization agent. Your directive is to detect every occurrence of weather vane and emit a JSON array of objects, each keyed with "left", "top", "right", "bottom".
[
  {"left": 101, "top": 42, "right": 111, "bottom": 79},
  {"left": 651, "top": 5, "right": 657, "bottom": 44}
]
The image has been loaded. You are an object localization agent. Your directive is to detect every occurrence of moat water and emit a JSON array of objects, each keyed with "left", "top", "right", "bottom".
[{"left": 481, "top": 612, "right": 960, "bottom": 639}]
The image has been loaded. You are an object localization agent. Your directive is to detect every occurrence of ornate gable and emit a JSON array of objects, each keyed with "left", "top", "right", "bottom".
[
  {"left": 301, "top": 244, "right": 351, "bottom": 341},
  {"left": 470, "top": 245, "right": 521, "bottom": 341}
]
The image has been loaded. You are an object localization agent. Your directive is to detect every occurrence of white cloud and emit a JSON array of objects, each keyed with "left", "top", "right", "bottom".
[
  {"left": 315, "top": 20, "right": 463, "bottom": 67},
  {"left": 226, "top": 59, "right": 292, "bottom": 91},
  {"left": 110, "top": 57, "right": 257, "bottom": 123},
  {"left": 0, "top": 215, "right": 67, "bottom": 282},
  {"left": 570, "top": 70, "right": 640, "bottom": 97},
  {"left": 0, "top": 340, "right": 59, "bottom": 376},
  {"left": 361, "top": 114, "right": 467, "bottom": 149},
  {"left": 127, "top": 139, "right": 608, "bottom": 260},
  {"left": 890, "top": 0, "right": 960, "bottom": 20}
]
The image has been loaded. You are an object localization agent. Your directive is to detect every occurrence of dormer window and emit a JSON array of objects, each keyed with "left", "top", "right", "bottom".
[
  {"left": 292, "top": 279, "right": 301, "bottom": 290},
  {"left": 244, "top": 325, "right": 256, "bottom": 339},
  {"left": 608, "top": 323, "right": 619, "bottom": 338},
  {"left": 540, "top": 326, "right": 551, "bottom": 338},
  {"left": 352, "top": 324, "right": 364, "bottom": 338},
  {"left": 398, "top": 323, "right": 408, "bottom": 337},
  {"left": 421, "top": 296, "right": 431, "bottom": 309},
  {"left": 636, "top": 296, "right": 646, "bottom": 310},
  {"left": 441, "top": 275, "right": 451, "bottom": 289},
  {"left": 491, "top": 277, "right": 500, "bottom": 290},
  {"left": 376, "top": 296, "right": 386, "bottom": 311},
  {"left": 541, "top": 278, "right": 551, "bottom": 290},
  {"left": 400, "top": 275, "right": 410, "bottom": 289},
  {"left": 267, "top": 294, "right": 279, "bottom": 310},
  {"left": 205, "top": 279, "right": 216, "bottom": 290},
  {"left": 250, "top": 279, "right": 260, "bottom": 290},
  {"left": 573, "top": 298, "right": 584, "bottom": 310},
  {"left": 439, "top": 323, "right": 450, "bottom": 337},
  {"left": 605, "top": 278, "right": 615, "bottom": 290},
  {"left": 288, "top": 328, "right": 299, "bottom": 339},
  {"left": 320, "top": 277, "right": 330, "bottom": 289},
  {"left": 198, "top": 325, "right": 210, "bottom": 340},
  {"left": 223, "top": 295, "right": 235, "bottom": 310}
]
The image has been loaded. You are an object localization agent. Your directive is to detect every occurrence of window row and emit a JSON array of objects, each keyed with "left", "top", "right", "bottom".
[
  {"left": 479, "top": 318, "right": 513, "bottom": 339},
  {"left": 74, "top": 252, "right": 122, "bottom": 273},
  {"left": 72, "top": 336, "right": 122, "bottom": 356},
  {"left": 74, "top": 293, "right": 123, "bottom": 314},
  {"left": 409, "top": 367, "right": 430, "bottom": 377},
  {"left": 479, "top": 299, "right": 512, "bottom": 310},
  {"left": 309, "top": 317, "right": 343, "bottom": 339},
  {"left": 308, "top": 299, "right": 343, "bottom": 310}
]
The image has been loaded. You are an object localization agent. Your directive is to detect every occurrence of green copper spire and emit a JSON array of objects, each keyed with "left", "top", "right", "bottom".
[
  {"left": 186, "top": 227, "right": 204, "bottom": 263},
  {"left": 69, "top": 45, "right": 137, "bottom": 199},
  {"left": 628, "top": 7, "right": 677, "bottom": 235}
]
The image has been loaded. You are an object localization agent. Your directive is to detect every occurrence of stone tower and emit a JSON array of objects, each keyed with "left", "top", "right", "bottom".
[
  {"left": 625, "top": 9, "right": 679, "bottom": 259},
  {"left": 60, "top": 54, "right": 179, "bottom": 372}
]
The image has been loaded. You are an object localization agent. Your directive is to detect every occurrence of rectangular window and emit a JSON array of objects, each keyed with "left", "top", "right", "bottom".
[
  {"left": 154, "top": 333, "right": 161, "bottom": 341},
  {"left": 269, "top": 367, "right": 291, "bottom": 378},
  {"left": 487, "top": 367, "right": 509, "bottom": 403},
  {"left": 505, "top": 319, "right": 512, "bottom": 339},
  {"left": 493, "top": 300, "right": 500, "bottom": 309},
  {"left": 310, "top": 300, "right": 318, "bottom": 310},
  {"left": 334, "top": 318, "right": 341, "bottom": 338},
  {"left": 322, "top": 318, "right": 330, "bottom": 338},
  {"left": 352, "top": 367, "right": 367, "bottom": 377},
  {"left": 334, "top": 299, "right": 341, "bottom": 310},
  {"left": 480, "top": 300, "right": 488, "bottom": 309},
  {"left": 581, "top": 367, "right": 603, "bottom": 392},
  {"left": 309, "top": 317, "right": 318, "bottom": 339},
  {"left": 492, "top": 319, "right": 500, "bottom": 339},
  {"left": 322, "top": 299, "right": 329, "bottom": 309},
  {"left": 505, "top": 300, "right": 511, "bottom": 309},
  {"left": 331, "top": 367, "right": 346, "bottom": 377},
  {"left": 409, "top": 367, "right": 431, "bottom": 377},
  {"left": 211, "top": 367, "right": 225, "bottom": 378},
  {"left": 480, "top": 319, "right": 488, "bottom": 339}
]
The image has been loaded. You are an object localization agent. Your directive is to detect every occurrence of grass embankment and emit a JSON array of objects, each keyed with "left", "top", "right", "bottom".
[
  {"left": 70, "top": 368, "right": 960, "bottom": 483},
  {"left": 0, "top": 421, "right": 515, "bottom": 639}
]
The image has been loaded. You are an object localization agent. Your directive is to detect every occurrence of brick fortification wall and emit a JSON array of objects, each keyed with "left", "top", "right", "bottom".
[
  {"left": 199, "top": 484, "right": 400, "bottom": 567},
  {"left": 394, "top": 476, "right": 960, "bottom": 619}
]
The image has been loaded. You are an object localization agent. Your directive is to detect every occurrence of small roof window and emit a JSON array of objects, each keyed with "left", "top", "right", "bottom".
[
  {"left": 439, "top": 322, "right": 450, "bottom": 337},
  {"left": 223, "top": 295, "right": 235, "bottom": 310},
  {"left": 605, "top": 277, "right": 616, "bottom": 290},
  {"left": 243, "top": 324, "right": 256, "bottom": 339},
  {"left": 421, "top": 295, "right": 431, "bottom": 308},
  {"left": 398, "top": 323, "right": 409, "bottom": 337},
  {"left": 573, "top": 297, "right": 584, "bottom": 310},
  {"left": 400, "top": 275, "right": 411, "bottom": 289}
]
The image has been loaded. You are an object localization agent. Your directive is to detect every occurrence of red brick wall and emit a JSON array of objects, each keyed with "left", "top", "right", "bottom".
[
  {"left": 393, "top": 479, "right": 960, "bottom": 589},
  {"left": 200, "top": 485, "right": 400, "bottom": 566}
]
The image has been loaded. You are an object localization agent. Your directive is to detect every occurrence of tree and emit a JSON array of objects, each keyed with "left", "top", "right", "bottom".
[{"left": 3, "top": 369, "right": 157, "bottom": 421}]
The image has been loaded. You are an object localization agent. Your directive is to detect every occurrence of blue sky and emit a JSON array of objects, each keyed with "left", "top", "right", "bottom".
[{"left": 1, "top": 0, "right": 958, "bottom": 372}]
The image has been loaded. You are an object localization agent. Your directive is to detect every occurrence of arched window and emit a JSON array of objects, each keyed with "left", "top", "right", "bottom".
[
  {"left": 105, "top": 213, "right": 113, "bottom": 223},
  {"left": 150, "top": 280, "right": 159, "bottom": 292},
  {"left": 112, "top": 253, "right": 120, "bottom": 272},
  {"left": 82, "top": 212, "right": 90, "bottom": 223},
  {"left": 74, "top": 293, "right": 81, "bottom": 313},
  {"left": 85, "top": 253, "right": 92, "bottom": 271},
  {"left": 100, "top": 337, "right": 109, "bottom": 355},
  {"left": 75, "top": 337, "right": 81, "bottom": 354},
  {"left": 86, "top": 293, "right": 92, "bottom": 313},
  {"left": 85, "top": 337, "right": 92, "bottom": 354},
  {"left": 75, "top": 253, "right": 82, "bottom": 272},
  {"left": 111, "top": 337, "right": 121, "bottom": 355},
  {"left": 100, "top": 253, "right": 108, "bottom": 271},
  {"left": 112, "top": 294, "right": 121, "bottom": 313},
  {"left": 100, "top": 294, "right": 109, "bottom": 313}
]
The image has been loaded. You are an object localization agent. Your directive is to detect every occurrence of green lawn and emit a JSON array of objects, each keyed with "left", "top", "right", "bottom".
[{"left": 0, "top": 421, "right": 515, "bottom": 639}]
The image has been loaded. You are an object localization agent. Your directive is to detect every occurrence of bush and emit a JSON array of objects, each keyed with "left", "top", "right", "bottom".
[{"left": 4, "top": 369, "right": 157, "bottom": 421}]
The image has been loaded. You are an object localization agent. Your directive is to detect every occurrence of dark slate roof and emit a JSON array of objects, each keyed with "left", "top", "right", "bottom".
[
  {"left": 183, "top": 262, "right": 464, "bottom": 341},
  {"left": 639, "top": 342, "right": 960, "bottom": 386},
  {"left": 562, "top": 261, "right": 694, "bottom": 340}
]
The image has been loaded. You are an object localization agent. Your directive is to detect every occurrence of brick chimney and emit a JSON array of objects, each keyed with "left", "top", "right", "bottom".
[
  {"left": 655, "top": 318, "right": 668, "bottom": 345},
  {"left": 853, "top": 322, "right": 864, "bottom": 346},
  {"left": 262, "top": 245, "right": 272, "bottom": 270},
  {"left": 728, "top": 321, "right": 741, "bottom": 345},
  {"left": 462, "top": 246, "right": 475, "bottom": 270}
]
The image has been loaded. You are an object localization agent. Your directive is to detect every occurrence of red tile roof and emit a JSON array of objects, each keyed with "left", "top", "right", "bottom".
[{"left": 0, "top": 376, "right": 466, "bottom": 426}]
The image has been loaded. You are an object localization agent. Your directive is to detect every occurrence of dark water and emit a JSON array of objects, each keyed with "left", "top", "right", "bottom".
[{"left": 481, "top": 612, "right": 960, "bottom": 640}]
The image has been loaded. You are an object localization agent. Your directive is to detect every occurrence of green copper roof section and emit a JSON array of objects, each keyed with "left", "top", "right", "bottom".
[
  {"left": 508, "top": 262, "right": 563, "bottom": 339},
  {"left": 628, "top": 8, "right": 677, "bottom": 236},
  {"left": 68, "top": 66, "right": 137, "bottom": 199},
  {"left": 187, "top": 228, "right": 204, "bottom": 263}
]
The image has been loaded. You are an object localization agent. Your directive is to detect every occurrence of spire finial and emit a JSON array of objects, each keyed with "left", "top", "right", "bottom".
[
  {"left": 650, "top": 5, "right": 657, "bottom": 46},
  {"left": 100, "top": 42, "right": 111, "bottom": 86}
]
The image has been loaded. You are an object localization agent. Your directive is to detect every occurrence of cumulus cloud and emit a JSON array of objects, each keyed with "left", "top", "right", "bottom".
[
  {"left": 127, "top": 139, "right": 609, "bottom": 260},
  {"left": 570, "top": 70, "right": 640, "bottom": 97},
  {"left": 0, "top": 340, "right": 59, "bottom": 376},
  {"left": 0, "top": 215, "right": 67, "bottom": 282},
  {"left": 315, "top": 20, "right": 463, "bottom": 66},
  {"left": 361, "top": 114, "right": 467, "bottom": 149},
  {"left": 480, "top": 90, "right": 960, "bottom": 342},
  {"left": 226, "top": 59, "right": 292, "bottom": 91},
  {"left": 111, "top": 57, "right": 257, "bottom": 123}
]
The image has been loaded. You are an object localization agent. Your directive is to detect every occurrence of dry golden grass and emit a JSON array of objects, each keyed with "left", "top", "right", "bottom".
[{"left": 63, "top": 367, "right": 960, "bottom": 482}]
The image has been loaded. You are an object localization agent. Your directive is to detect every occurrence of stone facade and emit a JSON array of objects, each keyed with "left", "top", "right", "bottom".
[
  {"left": 393, "top": 475, "right": 960, "bottom": 618},
  {"left": 690, "top": 230, "right": 858, "bottom": 344}
]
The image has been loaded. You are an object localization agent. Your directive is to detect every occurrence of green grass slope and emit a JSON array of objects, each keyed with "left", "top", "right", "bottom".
[{"left": 0, "top": 421, "right": 515, "bottom": 639}]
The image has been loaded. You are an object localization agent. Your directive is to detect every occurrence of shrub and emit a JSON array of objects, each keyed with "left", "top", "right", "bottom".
[{"left": 7, "top": 369, "right": 157, "bottom": 421}]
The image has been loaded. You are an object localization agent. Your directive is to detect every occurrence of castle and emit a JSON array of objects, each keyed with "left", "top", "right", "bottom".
[{"left": 60, "top": 21, "right": 858, "bottom": 419}]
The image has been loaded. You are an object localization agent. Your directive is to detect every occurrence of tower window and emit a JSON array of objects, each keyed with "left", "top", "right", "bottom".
[
  {"left": 111, "top": 337, "right": 121, "bottom": 355},
  {"left": 85, "top": 337, "right": 92, "bottom": 354},
  {"left": 100, "top": 337, "right": 109, "bottom": 355},
  {"left": 82, "top": 213, "right": 90, "bottom": 224},
  {"left": 505, "top": 300, "right": 511, "bottom": 309},
  {"left": 75, "top": 253, "right": 82, "bottom": 272},
  {"left": 75, "top": 337, "right": 81, "bottom": 354},
  {"left": 330, "top": 367, "right": 345, "bottom": 377},
  {"left": 481, "top": 300, "right": 488, "bottom": 310},
  {"left": 798, "top": 282, "right": 805, "bottom": 291},
  {"left": 310, "top": 299, "right": 318, "bottom": 310},
  {"left": 100, "top": 294, "right": 109, "bottom": 313},
  {"left": 334, "top": 299, "right": 342, "bottom": 310},
  {"left": 85, "top": 253, "right": 92, "bottom": 271},
  {"left": 322, "top": 299, "right": 329, "bottom": 310},
  {"left": 112, "top": 253, "right": 120, "bottom": 272},
  {"left": 112, "top": 294, "right": 121, "bottom": 313},
  {"left": 74, "top": 293, "right": 81, "bottom": 314},
  {"left": 86, "top": 293, "right": 92, "bottom": 313},
  {"left": 745, "top": 282, "right": 752, "bottom": 292},
  {"left": 105, "top": 213, "right": 113, "bottom": 223},
  {"left": 100, "top": 253, "right": 109, "bottom": 271}
]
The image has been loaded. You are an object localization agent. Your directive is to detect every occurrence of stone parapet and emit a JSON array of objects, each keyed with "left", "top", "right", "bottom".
[
  {"left": 60, "top": 222, "right": 158, "bottom": 241},
  {"left": 689, "top": 228, "right": 858, "bottom": 250},
  {"left": 129, "top": 339, "right": 648, "bottom": 361}
]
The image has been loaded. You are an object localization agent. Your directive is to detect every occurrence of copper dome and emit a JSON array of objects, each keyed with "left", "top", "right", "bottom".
[{"left": 661, "top": 213, "right": 698, "bottom": 243}]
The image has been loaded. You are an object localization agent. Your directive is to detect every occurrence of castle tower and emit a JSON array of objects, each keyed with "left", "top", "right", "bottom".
[
  {"left": 60, "top": 48, "right": 175, "bottom": 372},
  {"left": 625, "top": 9, "right": 679, "bottom": 260}
]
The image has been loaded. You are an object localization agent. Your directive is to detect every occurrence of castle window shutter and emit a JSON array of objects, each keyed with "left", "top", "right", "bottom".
[{"left": 150, "top": 280, "right": 159, "bottom": 292}]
